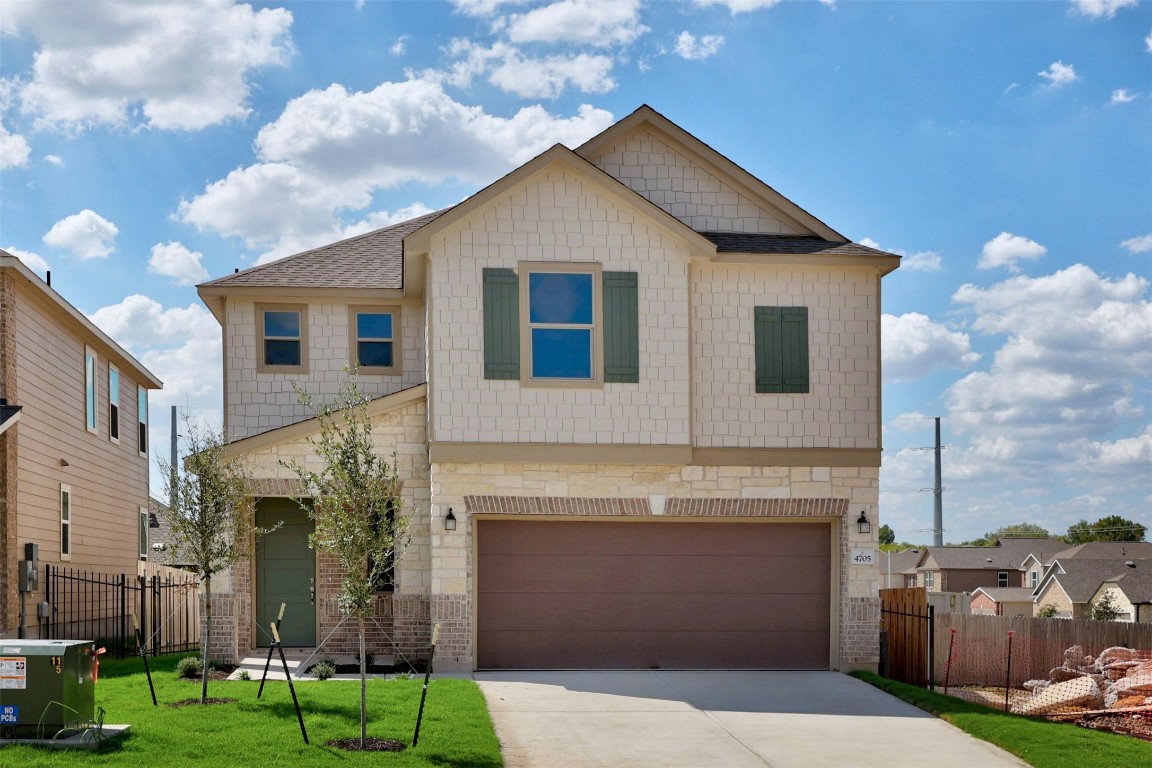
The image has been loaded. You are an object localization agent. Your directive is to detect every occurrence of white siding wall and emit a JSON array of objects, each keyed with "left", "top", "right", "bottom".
[
  {"left": 225, "top": 300, "right": 426, "bottom": 439},
  {"left": 692, "top": 263, "right": 879, "bottom": 448},
  {"left": 588, "top": 126, "right": 804, "bottom": 234},
  {"left": 428, "top": 167, "right": 692, "bottom": 445}
]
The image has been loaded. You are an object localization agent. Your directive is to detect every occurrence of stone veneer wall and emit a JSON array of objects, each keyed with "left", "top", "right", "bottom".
[
  {"left": 429, "top": 462, "right": 880, "bottom": 671},
  {"left": 208, "top": 399, "right": 432, "bottom": 662}
]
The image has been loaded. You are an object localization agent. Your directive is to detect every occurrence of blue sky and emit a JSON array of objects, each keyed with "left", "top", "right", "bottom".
[{"left": 1, "top": 0, "right": 1149, "bottom": 544}]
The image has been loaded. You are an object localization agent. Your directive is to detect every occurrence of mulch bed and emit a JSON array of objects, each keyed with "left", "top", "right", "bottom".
[
  {"left": 325, "top": 737, "right": 406, "bottom": 752},
  {"left": 1067, "top": 712, "right": 1152, "bottom": 742},
  {"left": 169, "top": 698, "right": 236, "bottom": 707}
]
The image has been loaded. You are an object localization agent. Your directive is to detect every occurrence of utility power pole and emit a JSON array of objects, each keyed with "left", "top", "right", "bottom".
[
  {"left": 933, "top": 416, "right": 943, "bottom": 547},
  {"left": 170, "top": 406, "right": 178, "bottom": 511}
]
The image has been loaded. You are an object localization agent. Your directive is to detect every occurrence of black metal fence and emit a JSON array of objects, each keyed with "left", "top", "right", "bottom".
[{"left": 44, "top": 565, "right": 200, "bottom": 658}]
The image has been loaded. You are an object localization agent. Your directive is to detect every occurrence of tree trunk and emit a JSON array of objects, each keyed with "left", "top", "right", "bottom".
[
  {"left": 359, "top": 615, "right": 367, "bottom": 747},
  {"left": 201, "top": 575, "right": 212, "bottom": 705}
]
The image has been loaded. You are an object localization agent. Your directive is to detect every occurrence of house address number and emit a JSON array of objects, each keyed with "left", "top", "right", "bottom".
[{"left": 850, "top": 548, "right": 875, "bottom": 566}]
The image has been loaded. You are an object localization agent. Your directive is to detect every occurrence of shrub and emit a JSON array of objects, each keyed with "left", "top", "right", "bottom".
[
  {"left": 1036, "top": 603, "right": 1060, "bottom": 619},
  {"left": 176, "top": 656, "right": 203, "bottom": 679},
  {"left": 311, "top": 661, "right": 336, "bottom": 680},
  {"left": 355, "top": 650, "right": 376, "bottom": 667},
  {"left": 237, "top": 669, "right": 251, "bottom": 681}
]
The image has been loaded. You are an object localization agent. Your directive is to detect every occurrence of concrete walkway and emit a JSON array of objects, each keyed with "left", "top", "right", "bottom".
[{"left": 475, "top": 671, "right": 1031, "bottom": 768}]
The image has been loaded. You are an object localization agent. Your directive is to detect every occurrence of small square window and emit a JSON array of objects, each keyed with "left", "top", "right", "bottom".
[
  {"left": 998, "top": 571, "right": 1009, "bottom": 588},
  {"left": 258, "top": 304, "right": 308, "bottom": 373},
  {"left": 349, "top": 306, "right": 401, "bottom": 374},
  {"left": 109, "top": 365, "right": 120, "bottom": 442}
]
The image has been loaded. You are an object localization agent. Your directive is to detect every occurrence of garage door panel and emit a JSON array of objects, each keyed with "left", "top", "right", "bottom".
[
  {"left": 478, "top": 630, "right": 830, "bottom": 670},
  {"left": 478, "top": 591, "right": 831, "bottom": 632},
  {"left": 478, "top": 553, "right": 830, "bottom": 595},
  {"left": 478, "top": 520, "right": 829, "bottom": 557},
  {"left": 476, "top": 520, "right": 832, "bottom": 670}
]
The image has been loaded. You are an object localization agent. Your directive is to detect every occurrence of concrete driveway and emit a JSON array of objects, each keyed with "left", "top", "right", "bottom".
[{"left": 475, "top": 671, "right": 1029, "bottom": 768}]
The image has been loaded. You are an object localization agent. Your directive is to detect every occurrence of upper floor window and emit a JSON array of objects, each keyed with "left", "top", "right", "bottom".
[
  {"left": 108, "top": 365, "right": 120, "bottom": 442},
  {"left": 1029, "top": 571, "right": 1039, "bottom": 589},
  {"left": 526, "top": 269, "right": 598, "bottom": 381},
  {"left": 85, "top": 346, "right": 97, "bottom": 433},
  {"left": 998, "top": 571, "right": 1010, "bottom": 588},
  {"left": 481, "top": 264, "right": 638, "bottom": 386},
  {"left": 137, "top": 385, "right": 148, "bottom": 457},
  {"left": 258, "top": 304, "right": 307, "bottom": 373},
  {"left": 139, "top": 507, "right": 149, "bottom": 560},
  {"left": 754, "top": 306, "right": 809, "bottom": 393},
  {"left": 349, "top": 306, "right": 400, "bottom": 375},
  {"left": 924, "top": 571, "right": 935, "bottom": 589}
]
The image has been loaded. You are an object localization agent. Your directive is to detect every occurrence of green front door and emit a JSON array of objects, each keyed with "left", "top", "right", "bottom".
[{"left": 256, "top": 498, "right": 316, "bottom": 647}]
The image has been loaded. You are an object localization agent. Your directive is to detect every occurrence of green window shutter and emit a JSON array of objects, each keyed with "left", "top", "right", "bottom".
[
  {"left": 483, "top": 268, "right": 520, "bottom": 380},
  {"left": 755, "top": 306, "right": 809, "bottom": 393},
  {"left": 602, "top": 271, "right": 639, "bottom": 383}
]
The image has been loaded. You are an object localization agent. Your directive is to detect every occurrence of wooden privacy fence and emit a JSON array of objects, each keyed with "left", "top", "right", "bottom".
[
  {"left": 933, "top": 613, "right": 1152, "bottom": 688},
  {"left": 880, "top": 587, "right": 933, "bottom": 687}
]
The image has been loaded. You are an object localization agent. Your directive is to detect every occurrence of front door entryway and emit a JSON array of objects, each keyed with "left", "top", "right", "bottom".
[{"left": 255, "top": 498, "right": 316, "bottom": 647}]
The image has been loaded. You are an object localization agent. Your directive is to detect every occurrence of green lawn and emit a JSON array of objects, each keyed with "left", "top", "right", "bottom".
[
  {"left": 2, "top": 655, "right": 503, "bottom": 767},
  {"left": 851, "top": 671, "right": 1152, "bottom": 768}
]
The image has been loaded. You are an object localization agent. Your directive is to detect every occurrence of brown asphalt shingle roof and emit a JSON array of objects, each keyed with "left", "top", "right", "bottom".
[
  {"left": 200, "top": 210, "right": 444, "bottom": 289},
  {"left": 1047, "top": 558, "right": 1151, "bottom": 603},
  {"left": 973, "top": 587, "right": 1035, "bottom": 603},
  {"left": 920, "top": 538, "right": 1064, "bottom": 571},
  {"left": 700, "top": 232, "right": 900, "bottom": 259},
  {"left": 1053, "top": 541, "right": 1152, "bottom": 561}
]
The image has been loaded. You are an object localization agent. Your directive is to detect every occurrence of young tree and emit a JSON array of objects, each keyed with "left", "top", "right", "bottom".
[
  {"left": 878, "top": 524, "right": 895, "bottom": 546},
  {"left": 1088, "top": 591, "right": 1122, "bottom": 622},
  {"left": 958, "top": 523, "right": 1051, "bottom": 546},
  {"left": 285, "top": 376, "right": 411, "bottom": 748},
  {"left": 158, "top": 417, "right": 263, "bottom": 705}
]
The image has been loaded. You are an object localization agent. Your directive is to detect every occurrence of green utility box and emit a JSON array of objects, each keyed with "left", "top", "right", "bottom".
[{"left": 0, "top": 639, "right": 95, "bottom": 739}]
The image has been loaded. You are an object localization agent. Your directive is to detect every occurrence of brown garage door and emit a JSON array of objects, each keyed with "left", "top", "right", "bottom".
[{"left": 476, "top": 519, "right": 831, "bottom": 669}]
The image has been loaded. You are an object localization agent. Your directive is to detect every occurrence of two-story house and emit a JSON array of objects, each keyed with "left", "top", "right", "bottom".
[
  {"left": 197, "top": 106, "right": 899, "bottom": 672},
  {"left": 1, "top": 253, "right": 162, "bottom": 638}
]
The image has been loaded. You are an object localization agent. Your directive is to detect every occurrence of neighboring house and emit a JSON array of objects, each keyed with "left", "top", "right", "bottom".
[
  {"left": 1032, "top": 541, "right": 1152, "bottom": 619},
  {"left": 0, "top": 253, "right": 162, "bottom": 638},
  {"left": 1088, "top": 567, "right": 1152, "bottom": 623},
  {"left": 970, "top": 587, "right": 1034, "bottom": 617},
  {"left": 197, "top": 105, "right": 901, "bottom": 671},
  {"left": 912, "top": 538, "right": 1064, "bottom": 593},
  {"left": 146, "top": 496, "right": 196, "bottom": 569},
  {"left": 881, "top": 548, "right": 922, "bottom": 589},
  {"left": 1018, "top": 538, "right": 1072, "bottom": 592}
]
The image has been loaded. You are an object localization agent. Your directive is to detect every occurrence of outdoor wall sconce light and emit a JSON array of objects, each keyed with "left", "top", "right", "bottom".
[
  {"left": 444, "top": 508, "right": 457, "bottom": 531},
  {"left": 857, "top": 511, "right": 871, "bottom": 535}
]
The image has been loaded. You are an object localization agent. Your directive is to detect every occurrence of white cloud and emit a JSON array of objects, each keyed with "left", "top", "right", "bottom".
[
  {"left": 693, "top": 0, "right": 784, "bottom": 13},
  {"left": 1110, "top": 88, "right": 1137, "bottom": 104},
  {"left": 978, "top": 231, "right": 1046, "bottom": 271},
  {"left": 440, "top": 40, "right": 616, "bottom": 97},
  {"left": 1121, "top": 234, "right": 1152, "bottom": 253},
  {"left": 505, "top": 0, "right": 648, "bottom": 47},
  {"left": 1147, "top": 30, "right": 1152, "bottom": 53},
  {"left": 253, "top": 202, "right": 438, "bottom": 265},
  {"left": 859, "top": 237, "right": 942, "bottom": 272},
  {"left": 148, "top": 241, "right": 209, "bottom": 285},
  {"left": 882, "top": 313, "right": 980, "bottom": 381},
  {"left": 1070, "top": 0, "right": 1137, "bottom": 19},
  {"left": 450, "top": 0, "right": 528, "bottom": 15},
  {"left": 390, "top": 36, "right": 408, "bottom": 55},
  {"left": 1038, "top": 60, "right": 1078, "bottom": 88},
  {"left": 180, "top": 80, "right": 613, "bottom": 256},
  {"left": 0, "top": 78, "right": 30, "bottom": 169},
  {"left": 89, "top": 294, "right": 218, "bottom": 350},
  {"left": 43, "top": 209, "right": 119, "bottom": 259},
  {"left": 44, "top": 154, "right": 63, "bottom": 166},
  {"left": 6, "top": 1, "right": 293, "bottom": 131},
  {"left": 3, "top": 246, "right": 50, "bottom": 275},
  {"left": 674, "top": 32, "right": 724, "bottom": 61}
]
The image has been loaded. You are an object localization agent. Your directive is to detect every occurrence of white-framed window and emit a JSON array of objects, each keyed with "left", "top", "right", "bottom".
[
  {"left": 1029, "top": 571, "right": 1039, "bottom": 589},
  {"left": 349, "top": 306, "right": 401, "bottom": 375},
  {"left": 520, "top": 263, "right": 602, "bottom": 386},
  {"left": 257, "top": 304, "right": 308, "bottom": 373},
  {"left": 137, "top": 385, "right": 148, "bottom": 457},
  {"left": 108, "top": 364, "right": 120, "bottom": 443},
  {"left": 924, "top": 571, "right": 935, "bottom": 589},
  {"left": 60, "top": 485, "right": 72, "bottom": 560},
  {"left": 139, "top": 507, "right": 148, "bottom": 560},
  {"left": 998, "top": 571, "right": 1009, "bottom": 588},
  {"left": 84, "top": 346, "right": 97, "bottom": 433}
]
